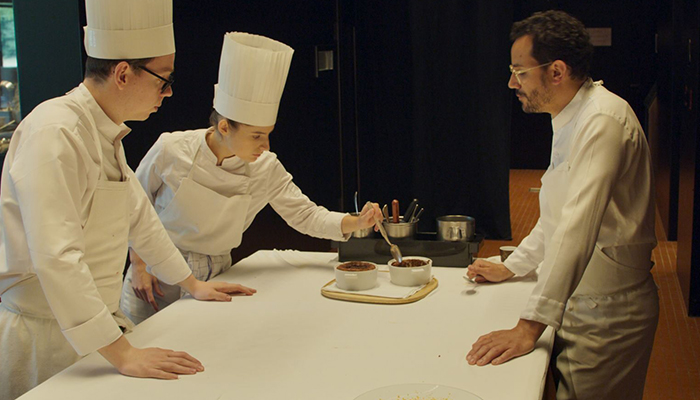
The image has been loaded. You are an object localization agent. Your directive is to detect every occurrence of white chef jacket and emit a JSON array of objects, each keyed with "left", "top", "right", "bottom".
[
  {"left": 504, "top": 79, "right": 656, "bottom": 329},
  {"left": 134, "top": 128, "right": 349, "bottom": 250},
  {"left": 0, "top": 83, "right": 192, "bottom": 355}
]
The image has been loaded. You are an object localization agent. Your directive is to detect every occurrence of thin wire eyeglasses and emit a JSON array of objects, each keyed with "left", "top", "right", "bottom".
[
  {"left": 509, "top": 62, "right": 553, "bottom": 85},
  {"left": 138, "top": 66, "right": 174, "bottom": 93}
]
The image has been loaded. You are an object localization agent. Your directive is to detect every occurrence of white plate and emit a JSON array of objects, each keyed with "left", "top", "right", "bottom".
[{"left": 354, "top": 383, "right": 483, "bottom": 400}]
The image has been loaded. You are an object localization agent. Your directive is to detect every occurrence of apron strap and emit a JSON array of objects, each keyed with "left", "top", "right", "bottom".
[{"left": 186, "top": 145, "right": 203, "bottom": 180}]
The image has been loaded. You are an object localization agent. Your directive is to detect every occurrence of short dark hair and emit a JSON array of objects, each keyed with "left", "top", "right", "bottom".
[
  {"left": 84, "top": 56, "right": 153, "bottom": 81},
  {"left": 209, "top": 109, "right": 241, "bottom": 131},
  {"left": 510, "top": 10, "right": 594, "bottom": 80}
]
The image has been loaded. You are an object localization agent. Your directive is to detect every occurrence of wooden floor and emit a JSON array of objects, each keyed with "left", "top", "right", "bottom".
[{"left": 475, "top": 169, "right": 700, "bottom": 400}]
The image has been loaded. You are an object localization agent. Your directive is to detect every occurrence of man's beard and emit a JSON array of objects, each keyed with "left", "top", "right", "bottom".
[{"left": 518, "top": 79, "right": 552, "bottom": 114}]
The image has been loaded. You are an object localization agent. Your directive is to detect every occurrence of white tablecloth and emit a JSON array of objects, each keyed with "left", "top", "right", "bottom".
[{"left": 19, "top": 250, "right": 553, "bottom": 400}]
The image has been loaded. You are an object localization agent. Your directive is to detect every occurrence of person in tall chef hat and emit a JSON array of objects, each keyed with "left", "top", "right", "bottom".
[
  {"left": 119, "top": 32, "right": 382, "bottom": 324},
  {"left": 0, "top": 1, "right": 256, "bottom": 398}
]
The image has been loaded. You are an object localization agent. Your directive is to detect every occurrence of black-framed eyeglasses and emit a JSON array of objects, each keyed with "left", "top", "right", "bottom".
[{"left": 138, "top": 66, "right": 174, "bottom": 93}]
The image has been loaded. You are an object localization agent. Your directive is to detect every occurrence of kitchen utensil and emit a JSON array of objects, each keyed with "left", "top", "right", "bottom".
[
  {"left": 382, "top": 220, "right": 417, "bottom": 239},
  {"left": 370, "top": 203, "right": 403, "bottom": 263},
  {"left": 411, "top": 207, "right": 424, "bottom": 223},
  {"left": 354, "top": 191, "right": 359, "bottom": 214},
  {"left": 463, "top": 275, "right": 478, "bottom": 284},
  {"left": 381, "top": 204, "right": 390, "bottom": 222},
  {"left": 408, "top": 202, "right": 419, "bottom": 222},
  {"left": 321, "top": 277, "right": 438, "bottom": 304},
  {"left": 391, "top": 199, "right": 399, "bottom": 223},
  {"left": 437, "top": 215, "right": 475, "bottom": 242},
  {"left": 403, "top": 198, "right": 417, "bottom": 222}
]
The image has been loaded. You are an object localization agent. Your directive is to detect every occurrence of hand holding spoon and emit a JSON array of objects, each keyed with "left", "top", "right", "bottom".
[{"left": 369, "top": 202, "right": 403, "bottom": 263}]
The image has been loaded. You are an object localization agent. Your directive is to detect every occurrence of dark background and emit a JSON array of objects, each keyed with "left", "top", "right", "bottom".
[
  {"left": 17, "top": 0, "right": 661, "bottom": 246},
  {"left": 11, "top": 0, "right": 700, "bottom": 315}
]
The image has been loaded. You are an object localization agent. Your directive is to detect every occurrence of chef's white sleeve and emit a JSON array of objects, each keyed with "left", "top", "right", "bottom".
[
  {"left": 520, "top": 114, "right": 627, "bottom": 329},
  {"left": 267, "top": 159, "right": 349, "bottom": 242},
  {"left": 9, "top": 127, "right": 122, "bottom": 355},
  {"left": 126, "top": 169, "right": 192, "bottom": 285},
  {"left": 503, "top": 218, "right": 545, "bottom": 276}
]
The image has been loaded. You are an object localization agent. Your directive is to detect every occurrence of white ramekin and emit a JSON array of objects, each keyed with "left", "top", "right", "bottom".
[
  {"left": 335, "top": 261, "right": 378, "bottom": 291},
  {"left": 387, "top": 256, "right": 432, "bottom": 287}
]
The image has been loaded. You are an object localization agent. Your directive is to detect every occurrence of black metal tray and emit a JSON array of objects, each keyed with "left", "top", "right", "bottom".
[{"left": 334, "top": 232, "right": 483, "bottom": 267}]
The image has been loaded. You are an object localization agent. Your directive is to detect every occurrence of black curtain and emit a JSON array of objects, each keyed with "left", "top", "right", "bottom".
[
  {"left": 114, "top": 0, "right": 341, "bottom": 211},
  {"left": 354, "top": 0, "right": 514, "bottom": 239}
]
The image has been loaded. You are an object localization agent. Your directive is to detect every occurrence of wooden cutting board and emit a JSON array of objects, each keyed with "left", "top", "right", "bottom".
[{"left": 321, "top": 277, "right": 438, "bottom": 304}]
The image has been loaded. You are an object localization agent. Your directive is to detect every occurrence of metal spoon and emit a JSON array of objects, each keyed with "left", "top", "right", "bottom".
[
  {"left": 381, "top": 204, "right": 390, "bottom": 222},
  {"left": 463, "top": 275, "right": 478, "bottom": 284},
  {"left": 370, "top": 203, "right": 403, "bottom": 263},
  {"left": 354, "top": 191, "right": 359, "bottom": 214}
]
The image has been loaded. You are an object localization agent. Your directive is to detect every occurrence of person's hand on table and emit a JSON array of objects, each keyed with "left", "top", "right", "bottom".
[
  {"left": 129, "top": 249, "right": 164, "bottom": 311},
  {"left": 178, "top": 274, "right": 257, "bottom": 302},
  {"left": 466, "top": 319, "right": 547, "bottom": 366},
  {"left": 99, "top": 336, "right": 204, "bottom": 379},
  {"left": 341, "top": 201, "right": 383, "bottom": 234},
  {"left": 466, "top": 259, "right": 515, "bottom": 283}
]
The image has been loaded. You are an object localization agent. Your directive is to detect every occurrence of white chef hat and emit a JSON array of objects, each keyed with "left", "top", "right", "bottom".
[
  {"left": 84, "top": 0, "right": 175, "bottom": 60},
  {"left": 213, "top": 32, "right": 294, "bottom": 127}
]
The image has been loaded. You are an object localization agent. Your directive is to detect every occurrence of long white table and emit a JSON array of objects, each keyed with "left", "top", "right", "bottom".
[{"left": 19, "top": 250, "right": 553, "bottom": 400}]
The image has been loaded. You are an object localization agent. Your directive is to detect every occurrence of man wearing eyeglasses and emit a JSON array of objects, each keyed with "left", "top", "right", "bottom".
[
  {"left": 0, "top": 1, "right": 255, "bottom": 398},
  {"left": 466, "top": 10, "right": 658, "bottom": 400}
]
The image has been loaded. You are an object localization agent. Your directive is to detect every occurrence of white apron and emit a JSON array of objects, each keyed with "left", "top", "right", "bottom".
[
  {"left": 120, "top": 147, "right": 250, "bottom": 324},
  {"left": 539, "top": 161, "right": 659, "bottom": 400},
  {"left": 0, "top": 149, "right": 133, "bottom": 400},
  {"left": 159, "top": 146, "right": 252, "bottom": 256}
]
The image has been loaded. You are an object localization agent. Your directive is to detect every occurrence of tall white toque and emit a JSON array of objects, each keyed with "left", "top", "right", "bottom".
[
  {"left": 213, "top": 32, "right": 294, "bottom": 127},
  {"left": 84, "top": 0, "right": 175, "bottom": 60}
]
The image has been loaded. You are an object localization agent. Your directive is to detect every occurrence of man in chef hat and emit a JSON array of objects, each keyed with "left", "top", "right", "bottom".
[
  {"left": 119, "top": 32, "right": 381, "bottom": 324},
  {"left": 0, "top": 1, "right": 255, "bottom": 398}
]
